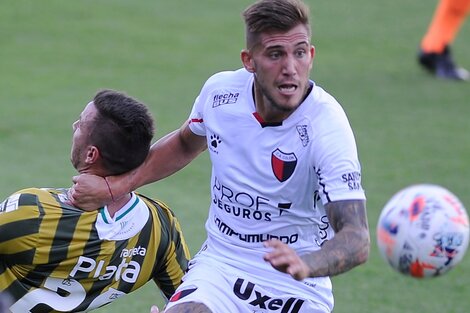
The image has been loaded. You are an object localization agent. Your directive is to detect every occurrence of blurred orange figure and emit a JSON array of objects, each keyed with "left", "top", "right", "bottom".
[{"left": 418, "top": 0, "right": 470, "bottom": 80}]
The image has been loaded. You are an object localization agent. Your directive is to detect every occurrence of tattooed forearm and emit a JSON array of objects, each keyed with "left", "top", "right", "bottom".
[{"left": 301, "top": 200, "right": 370, "bottom": 277}]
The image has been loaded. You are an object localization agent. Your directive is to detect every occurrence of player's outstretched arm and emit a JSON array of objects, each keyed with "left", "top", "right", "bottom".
[
  {"left": 264, "top": 199, "right": 370, "bottom": 280},
  {"left": 69, "top": 121, "right": 207, "bottom": 210}
]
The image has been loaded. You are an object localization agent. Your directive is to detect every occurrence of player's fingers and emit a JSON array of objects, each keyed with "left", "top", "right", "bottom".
[
  {"left": 263, "top": 249, "right": 286, "bottom": 263},
  {"left": 72, "top": 175, "right": 80, "bottom": 184},
  {"left": 264, "top": 239, "right": 292, "bottom": 260},
  {"left": 69, "top": 176, "right": 81, "bottom": 204},
  {"left": 150, "top": 305, "right": 160, "bottom": 313},
  {"left": 265, "top": 249, "right": 298, "bottom": 272},
  {"left": 264, "top": 239, "right": 288, "bottom": 256},
  {"left": 68, "top": 184, "right": 90, "bottom": 210},
  {"left": 270, "top": 251, "right": 298, "bottom": 266},
  {"left": 288, "top": 258, "right": 312, "bottom": 281},
  {"left": 263, "top": 238, "right": 284, "bottom": 248},
  {"left": 286, "top": 262, "right": 305, "bottom": 279},
  {"left": 263, "top": 238, "right": 309, "bottom": 280},
  {"left": 67, "top": 189, "right": 76, "bottom": 205}
]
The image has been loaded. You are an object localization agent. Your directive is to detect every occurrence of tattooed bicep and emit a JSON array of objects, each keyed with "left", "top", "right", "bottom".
[{"left": 325, "top": 200, "right": 368, "bottom": 232}]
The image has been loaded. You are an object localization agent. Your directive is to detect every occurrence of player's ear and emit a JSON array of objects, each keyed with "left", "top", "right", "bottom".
[
  {"left": 309, "top": 45, "right": 315, "bottom": 70},
  {"left": 241, "top": 49, "right": 255, "bottom": 73},
  {"left": 85, "top": 146, "right": 100, "bottom": 164}
]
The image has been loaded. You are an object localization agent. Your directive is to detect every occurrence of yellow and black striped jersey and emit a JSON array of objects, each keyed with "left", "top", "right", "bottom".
[{"left": 0, "top": 187, "right": 190, "bottom": 312}]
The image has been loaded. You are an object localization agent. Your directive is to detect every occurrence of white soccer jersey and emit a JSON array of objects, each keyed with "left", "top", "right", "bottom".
[{"left": 185, "top": 68, "right": 365, "bottom": 311}]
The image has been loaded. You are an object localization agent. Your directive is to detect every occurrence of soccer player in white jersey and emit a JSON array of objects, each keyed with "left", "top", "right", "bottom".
[{"left": 70, "top": 0, "right": 370, "bottom": 312}]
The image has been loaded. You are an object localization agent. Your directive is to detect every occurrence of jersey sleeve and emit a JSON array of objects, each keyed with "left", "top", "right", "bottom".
[
  {"left": 187, "top": 94, "right": 206, "bottom": 136},
  {"left": 153, "top": 203, "right": 190, "bottom": 299},
  {"left": 187, "top": 71, "right": 229, "bottom": 136},
  {"left": 313, "top": 105, "right": 366, "bottom": 204},
  {"left": 136, "top": 195, "right": 190, "bottom": 300}
]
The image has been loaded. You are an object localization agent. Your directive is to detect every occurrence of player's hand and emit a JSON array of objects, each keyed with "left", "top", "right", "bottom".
[
  {"left": 263, "top": 239, "right": 311, "bottom": 281},
  {"left": 150, "top": 305, "right": 160, "bottom": 313},
  {"left": 69, "top": 174, "right": 111, "bottom": 211}
]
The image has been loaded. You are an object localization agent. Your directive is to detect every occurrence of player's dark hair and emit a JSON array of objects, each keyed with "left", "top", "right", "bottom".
[
  {"left": 243, "top": 0, "right": 311, "bottom": 49},
  {"left": 91, "top": 89, "right": 154, "bottom": 176}
]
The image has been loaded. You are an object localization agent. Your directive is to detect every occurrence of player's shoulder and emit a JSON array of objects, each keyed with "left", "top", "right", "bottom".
[
  {"left": 308, "top": 82, "right": 348, "bottom": 119},
  {"left": 17, "top": 187, "right": 68, "bottom": 203},
  {"left": 2, "top": 187, "right": 44, "bottom": 206},
  {"left": 310, "top": 83, "right": 341, "bottom": 108}
]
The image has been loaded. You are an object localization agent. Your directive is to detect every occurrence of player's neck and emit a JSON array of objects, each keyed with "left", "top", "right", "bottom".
[
  {"left": 106, "top": 193, "right": 132, "bottom": 218},
  {"left": 252, "top": 84, "right": 293, "bottom": 123}
]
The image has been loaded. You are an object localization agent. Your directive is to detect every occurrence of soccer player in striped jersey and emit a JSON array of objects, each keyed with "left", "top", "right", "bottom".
[{"left": 0, "top": 90, "right": 190, "bottom": 312}]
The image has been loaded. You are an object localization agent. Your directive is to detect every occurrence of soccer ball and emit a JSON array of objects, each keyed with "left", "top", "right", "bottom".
[{"left": 376, "top": 184, "right": 469, "bottom": 278}]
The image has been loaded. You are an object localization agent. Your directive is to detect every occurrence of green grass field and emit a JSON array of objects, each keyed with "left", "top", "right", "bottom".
[{"left": 1, "top": 0, "right": 469, "bottom": 312}]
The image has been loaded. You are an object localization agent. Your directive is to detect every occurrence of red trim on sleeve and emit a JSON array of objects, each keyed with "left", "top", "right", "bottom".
[{"left": 189, "top": 118, "right": 203, "bottom": 124}]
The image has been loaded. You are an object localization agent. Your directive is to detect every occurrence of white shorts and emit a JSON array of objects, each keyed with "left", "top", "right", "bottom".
[{"left": 164, "top": 243, "right": 333, "bottom": 313}]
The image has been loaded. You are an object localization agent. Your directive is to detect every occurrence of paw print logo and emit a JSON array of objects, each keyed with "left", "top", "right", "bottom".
[{"left": 210, "top": 134, "right": 221, "bottom": 148}]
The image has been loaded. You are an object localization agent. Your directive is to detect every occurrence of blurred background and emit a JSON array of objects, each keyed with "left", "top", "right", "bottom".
[{"left": 0, "top": 0, "right": 469, "bottom": 312}]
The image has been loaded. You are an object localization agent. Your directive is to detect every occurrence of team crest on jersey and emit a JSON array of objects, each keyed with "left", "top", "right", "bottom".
[{"left": 271, "top": 149, "right": 297, "bottom": 182}]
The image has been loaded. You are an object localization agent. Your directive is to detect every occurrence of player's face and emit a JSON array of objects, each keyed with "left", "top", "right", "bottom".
[
  {"left": 241, "top": 24, "right": 315, "bottom": 122},
  {"left": 71, "top": 102, "right": 97, "bottom": 172}
]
